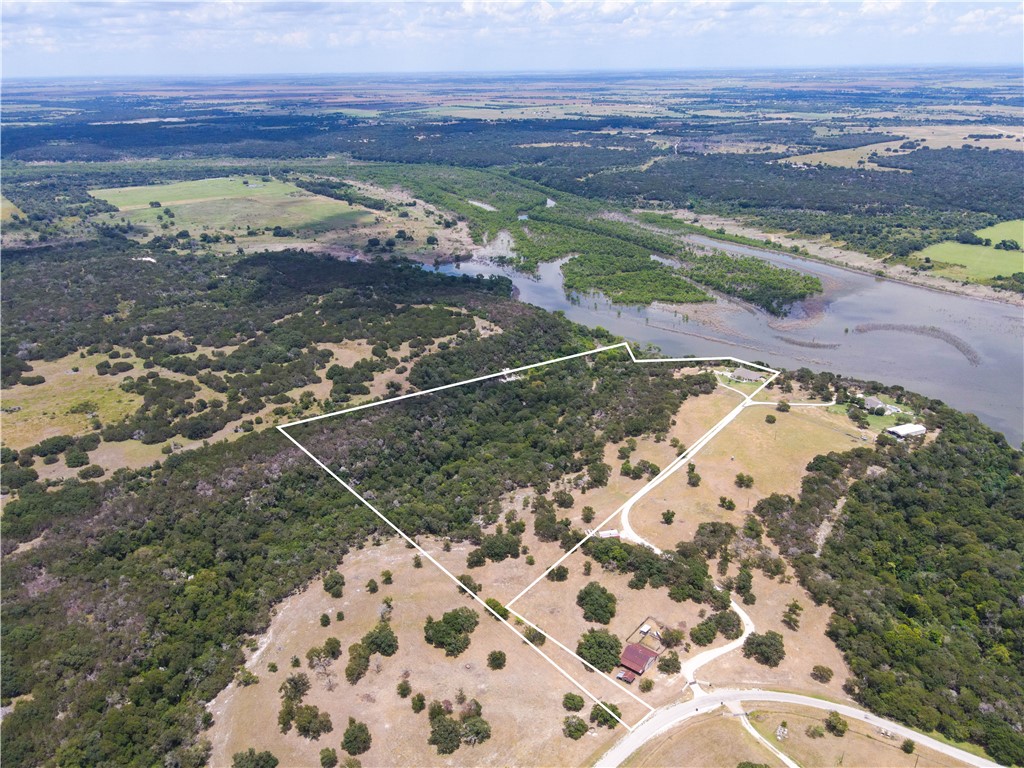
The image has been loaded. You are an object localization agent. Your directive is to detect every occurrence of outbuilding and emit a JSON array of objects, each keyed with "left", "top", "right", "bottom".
[
  {"left": 886, "top": 423, "right": 926, "bottom": 439},
  {"left": 620, "top": 643, "right": 659, "bottom": 676}
]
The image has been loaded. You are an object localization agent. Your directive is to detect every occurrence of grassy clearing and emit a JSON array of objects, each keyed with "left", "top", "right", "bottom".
[
  {"left": 1, "top": 350, "right": 142, "bottom": 448},
  {"left": 916, "top": 219, "right": 1024, "bottom": 280},
  {"left": 1, "top": 194, "right": 24, "bottom": 220},
  {"left": 91, "top": 176, "right": 298, "bottom": 210},
  {"left": 747, "top": 702, "right": 971, "bottom": 768},
  {"left": 90, "top": 175, "right": 375, "bottom": 247}
]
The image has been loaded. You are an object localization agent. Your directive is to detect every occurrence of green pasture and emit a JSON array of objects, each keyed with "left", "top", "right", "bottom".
[
  {"left": 1, "top": 194, "right": 24, "bottom": 220},
  {"left": 91, "top": 176, "right": 373, "bottom": 238},
  {"left": 916, "top": 219, "right": 1024, "bottom": 280}
]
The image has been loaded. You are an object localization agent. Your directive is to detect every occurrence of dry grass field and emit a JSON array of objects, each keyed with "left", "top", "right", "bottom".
[
  {"left": 700, "top": 565, "right": 852, "bottom": 700},
  {"left": 206, "top": 537, "right": 632, "bottom": 767},
  {"left": 747, "top": 702, "right": 972, "bottom": 768},
  {"left": 785, "top": 124, "right": 1022, "bottom": 170},
  {"left": 628, "top": 403, "right": 866, "bottom": 552},
  {"left": 622, "top": 712, "right": 784, "bottom": 768}
]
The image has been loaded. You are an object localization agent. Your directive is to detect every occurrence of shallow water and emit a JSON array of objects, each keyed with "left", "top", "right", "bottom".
[{"left": 432, "top": 247, "right": 1024, "bottom": 445}]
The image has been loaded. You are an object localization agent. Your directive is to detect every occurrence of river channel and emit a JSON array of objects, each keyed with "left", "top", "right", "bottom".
[{"left": 428, "top": 242, "right": 1024, "bottom": 445}]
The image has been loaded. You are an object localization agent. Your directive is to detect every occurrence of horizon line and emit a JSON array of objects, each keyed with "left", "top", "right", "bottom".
[{"left": 4, "top": 62, "right": 1022, "bottom": 83}]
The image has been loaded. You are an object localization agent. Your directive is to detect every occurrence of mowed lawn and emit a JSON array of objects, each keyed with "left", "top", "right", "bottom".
[
  {"left": 917, "top": 219, "right": 1024, "bottom": 280},
  {"left": 89, "top": 176, "right": 373, "bottom": 237}
]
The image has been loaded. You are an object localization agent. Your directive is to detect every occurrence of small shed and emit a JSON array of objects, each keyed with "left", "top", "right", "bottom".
[
  {"left": 886, "top": 423, "right": 926, "bottom": 439},
  {"left": 597, "top": 529, "right": 620, "bottom": 539},
  {"left": 730, "top": 367, "right": 764, "bottom": 383},
  {"left": 620, "top": 643, "right": 659, "bottom": 675}
]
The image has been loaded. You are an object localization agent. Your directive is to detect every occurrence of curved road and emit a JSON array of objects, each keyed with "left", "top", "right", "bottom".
[
  {"left": 595, "top": 688, "right": 1000, "bottom": 768},
  {"left": 605, "top": 378, "right": 992, "bottom": 768}
]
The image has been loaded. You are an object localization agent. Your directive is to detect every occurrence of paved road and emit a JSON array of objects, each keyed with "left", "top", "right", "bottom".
[
  {"left": 595, "top": 688, "right": 999, "bottom": 768},
  {"left": 606, "top": 378, "right": 993, "bottom": 768}
]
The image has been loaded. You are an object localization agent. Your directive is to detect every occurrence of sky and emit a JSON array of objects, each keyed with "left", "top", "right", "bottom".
[{"left": 2, "top": 1, "right": 1022, "bottom": 79}]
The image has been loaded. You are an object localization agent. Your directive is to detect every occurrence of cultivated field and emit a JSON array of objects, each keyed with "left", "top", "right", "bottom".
[
  {"left": 916, "top": 219, "right": 1024, "bottom": 281},
  {"left": 90, "top": 175, "right": 373, "bottom": 248}
]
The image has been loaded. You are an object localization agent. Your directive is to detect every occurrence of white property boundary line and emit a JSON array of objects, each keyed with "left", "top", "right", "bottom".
[{"left": 279, "top": 342, "right": 780, "bottom": 730}]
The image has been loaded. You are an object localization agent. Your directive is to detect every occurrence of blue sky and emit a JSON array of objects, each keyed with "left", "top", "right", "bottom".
[{"left": 2, "top": 1, "right": 1022, "bottom": 78}]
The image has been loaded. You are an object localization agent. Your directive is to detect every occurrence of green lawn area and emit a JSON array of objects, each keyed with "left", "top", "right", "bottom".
[
  {"left": 1, "top": 194, "right": 24, "bottom": 220},
  {"left": 90, "top": 176, "right": 374, "bottom": 240},
  {"left": 915, "top": 219, "right": 1024, "bottom": 280}
]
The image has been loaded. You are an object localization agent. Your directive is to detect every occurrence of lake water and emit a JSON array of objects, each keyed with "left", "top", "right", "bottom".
[{"left": 430, "top": 246, "right": 1024, "bottom": 445}]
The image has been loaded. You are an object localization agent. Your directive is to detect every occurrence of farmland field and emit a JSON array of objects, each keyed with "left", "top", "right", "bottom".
[
  {"left": 90, "top": 175, "right": 373, "bottom": 242},
  {"left": 916, "top": 219, "right": 1024, "bottom": 280}
]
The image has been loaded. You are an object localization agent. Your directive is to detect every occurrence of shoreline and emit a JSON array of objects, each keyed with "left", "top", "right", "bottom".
[{"left": 683, "top": 211, "right": 1024, "bottom": 309}]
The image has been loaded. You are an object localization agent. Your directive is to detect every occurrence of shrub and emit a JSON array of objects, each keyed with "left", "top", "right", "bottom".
[
  {"left": 484, "top": 598, "right": 509, "bottom": 620},
  {"left": 232, "top": 748, "right": 279, "bottom": 768},
  {"left": 689, "top": 618, "right": 718, "bottom": 646},
  {"left": 639, "top": 678, "right": 654, "bottom": 693},
  {"left": 576, "top": 582, "right": 617, "bottom": 624},
  {"left": 323, "top": 571, "right": 345, "bottom": 598},
  {"left": 428, "top": 715, "right": 462, "bottom": 755},
  {"left": 589, "top": 702, "right": 622, "bottom": 729},
  {"left": 456, "top": 573, "right": 482, "bottom": 595},
  {"left": 320, "top": 613, "right": 330, "bottom": 627},
  {"left": 345, "top": 644, "right": 370, "bottom": 684},
  {"left": 776, "top": 401, "right": 791, "bottom": 412},
  {"left": 552, "top": 490, "right": 574, "bottom": 508},
  {"left": 381, "top": 570, "right": 393, "bottom": 585},
  {"left": 661, "top": 628, "right": 685, "bottom": 648},
  {"left": 78, "top": 464, "right": 105, "bottom": 479},
  {"left": 366, "top": 579, "right": 378, "bottom": 594},
  {"left": 735, "top": 473, "right": 754, "bottom": 488},
  {"left": 825, "top": 711, "right": 848, "bottom": 736},
  {"left": 342, "top": 718, "right": 371, "bottom": 755},
  {"left": 397, "top": 679, "right": 412, "bottom": 698},
  {"left": 563, "top": 693, "right": 585, "bottom": 712},
  {"left": 563, "top": 715, "right": 588, "bottom": 740},
  {"left": 413, "top": 554, "right": 423, "bottom": 568},
  {"left": 806, "top": 725, "right": 825, "bottom": 739},
  {"left": 487, "top": 651, "right": 506, "bottom": 670},
  {"left": 293, "top": 704, "right": 333, "bottom": 739},
  {"left": 765, "top": 414, "right": 777, "bottom": 424},
  {"left": 65, "top": 450, "right": 90, "bottom": 468},
  {"left": 546, "top": 565, "right": 569, "bottom": 582},
  {"left": 901, "top": 739, "right": 915, "bottom": 754},
  {"left": 411, "top": 693, "right": 426, "bottom": 713},
  {"left": 742, "top": 631, "right": 785, "bottom": 667},
  {"left": 662, "top": 510, "right": 675, "bottom": 525},
  {"left": 811, "top": 665, "right": 833, "bottom": 683},
  {"left": 424, "top": 607, "right": 479, "bottom": 656},
  {"left": 576, "top": 629, "right": 622, "bottom": 672},
  {"left": 362, "top": 622, "right": 398, "bottom": 656},
  {"left": 319, "top": 748, "right": 338, "bottom": 768},
  {"left": 581, "top": 505, "right": 595, "bottom": 524},
  {"left": 658, "top": 651, "right": 681, "bottom": 674}
]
